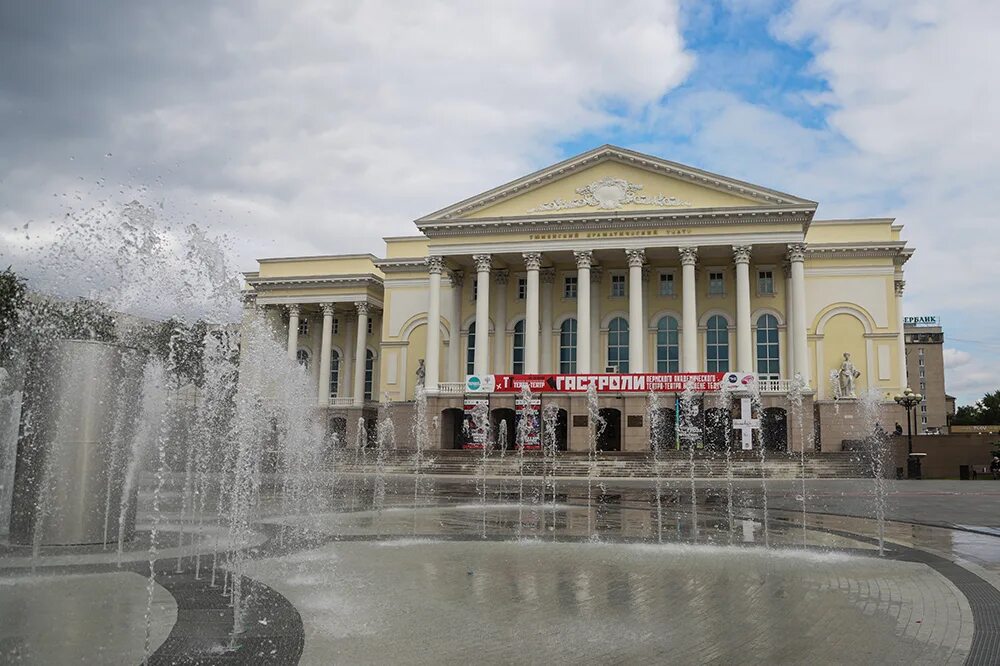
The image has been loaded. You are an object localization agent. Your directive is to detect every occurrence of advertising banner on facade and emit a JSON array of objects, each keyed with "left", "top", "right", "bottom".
[
  {"left": 462, "top": 397, "right": 490, "bottom": 449},
  {"left": 515, "top": 395, "right": 541, "bottom": 450},
  {"left": 465, "top": 372, "right": 731, "bottom": 394}
]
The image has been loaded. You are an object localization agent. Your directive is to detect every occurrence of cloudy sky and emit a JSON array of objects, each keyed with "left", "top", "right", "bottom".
[{"left": 1, "top": 0, "right": 998, "bottom": 404}]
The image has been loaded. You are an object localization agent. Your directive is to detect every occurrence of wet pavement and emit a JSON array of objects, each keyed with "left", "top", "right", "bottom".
[{"left": 1, "top": 477, "right": 999, "bottom": 664}]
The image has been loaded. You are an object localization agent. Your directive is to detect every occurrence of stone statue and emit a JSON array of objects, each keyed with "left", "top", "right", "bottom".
[
  {"left": 837, "top": 352, "right": 860, "bottom": 399},
  {"left": 416, "top": 359, "right": 426, "bottom": 387}
]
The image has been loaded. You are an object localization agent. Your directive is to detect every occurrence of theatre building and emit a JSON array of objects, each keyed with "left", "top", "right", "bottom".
[{"left": 242, "top": 145, "right": 914, "bottom": 453}]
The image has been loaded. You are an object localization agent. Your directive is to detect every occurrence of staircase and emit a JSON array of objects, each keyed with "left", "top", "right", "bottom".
[{"left": 333, "top": 449, "right": 870, "bottom": 479}]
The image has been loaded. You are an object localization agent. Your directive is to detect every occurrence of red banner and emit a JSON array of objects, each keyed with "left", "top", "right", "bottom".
[{"left": 483, "top": 373, "right": 727, "bottom": 393}]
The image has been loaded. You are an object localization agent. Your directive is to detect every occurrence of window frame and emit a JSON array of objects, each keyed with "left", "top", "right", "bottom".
[
  {"left": 609, "top": 271, "right": 627, "bottom": 298},
  {"left": 707, "top": 269, "right": 726, "bottom": 297},
  {"left": 658, "top": 270, "right": 676, "bottom": 297},
  {"left": 755, "top": 313, "right": 780, "bottom": 380},
  {"left": 559, "top": 318, "right": 577, "bottom": 373},
  {"left": 705, "top": 314, "right": 730, "bottom": 372},
  {"left": 512, "top": 320, "right": 525, "bottom": 373},
  {"left": 655, "top": 315, "right": 680, "bottom": 372},
  {"left": 607, "top": 316, "right": 630, "bottom": 373},
  {"left": 563, "top": 275, "right": 578, "bottom": 299}
]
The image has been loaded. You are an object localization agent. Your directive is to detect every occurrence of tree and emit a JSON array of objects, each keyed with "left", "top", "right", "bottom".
[
  {"left": 0, "top": 267, "right": 27, "bottom": 365},
  {"left": 952, "top": 390, "right": 1000, "bottom": 425}
]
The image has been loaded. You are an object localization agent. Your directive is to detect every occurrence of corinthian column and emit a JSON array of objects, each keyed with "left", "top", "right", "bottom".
[
  {"left": 540, "top": 268, "right": 556, "bottom": 373},
  {"left": 895, "top": 278, "right": 907, "bottom": 392},
  {"left": 787, "top": 243, "right": 809, "bottom": 386},
  {"left": 493, "top": 269, "right": 509, "bottom": 374},
  {"left": 318, "top": 303, "right": 335, "bottom": 406},
  {"left": 680, "top": 247, "right": 699, "bottom": 372},
  {"left": 733, "top": 244, "right": 753, "bottom": 373},
  {"left": 590, "top": 266, "right": 602, "bottom": 372},
  {"left": 473, "top": 254, "right": 492, "bottom": 375},
  {"left": 353, "top": 301, "right": 369, "bottom": 407},
  {"left": 448, "top": 270, "right": 464, "bottom": 381},
  {"left": 523, "top": 252, "right": 542, "bottom": 373},
  {"left": 286, "top": 304, "right": 300, "bottom": 361},
  {"left": 626, "top": 249, "right": 645, "bottom": 373},
  {"left": 425, "top": 256, "right": 444, "bottom": 392},
  {"left": 574, "top": 251, "right": 592, "bottom": 373}
]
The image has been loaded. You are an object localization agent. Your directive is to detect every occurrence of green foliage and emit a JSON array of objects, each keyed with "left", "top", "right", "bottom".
[
  {"left": 0, "top": 267, "right": 28, "bottom": 365},
  {"left": 952, "top": 390, "right": 1000, "bottom": 425},
  {"left": 146, "top": 318, "right": 213, "bottom": 388}
]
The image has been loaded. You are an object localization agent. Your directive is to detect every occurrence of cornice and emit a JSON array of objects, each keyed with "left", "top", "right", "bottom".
[
  {"left": 805, "top": 242, "right": 914, "bottom": 262},
  {"left": 417, "top": 206, "right": 815, "bottom": 237},
  {"left": 416, "top": 145, "right": 816, "bottom": 222},
  {"left": 257, "top": 253, "right": 380, "bottom": 263},
  {"left": 373, "top": 257, "right": 429, "bottom": 273},
  {"left": 246, "top": 274, "right": 384, "bottom": 289}
]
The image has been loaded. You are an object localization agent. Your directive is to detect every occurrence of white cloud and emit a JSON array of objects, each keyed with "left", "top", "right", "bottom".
[{"left": 943, "top": 348, "right": 972, "bottom": 369}]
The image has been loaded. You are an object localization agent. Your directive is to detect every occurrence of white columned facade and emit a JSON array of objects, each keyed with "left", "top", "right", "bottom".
[
  {"left": 448, "top": 270, "right": 464, "bottom": 381},
  {"left": 492, "top": 269, "right": 509, "bottom": 374},
  {"left": 680, "top": 247, "right": 699, "bottom": 372},
  {"left": 590, "top": 267, "right": 602, "bottom": 372},
  {"left": 626, "top": 249, "right": 645, "bottom": 373},
  {"left": 641, "top": 265, "right": 651, "bottom": 371},
  {"left": 286, "top": 304, "right": 300, "bottom": 360},
  {"left": 425, "top": 256, "right": 444, "bottom": 392},
  {"left": 733, "top": 245, "right": 753, "bottom": 373},
  {"left": 788, "top": 243, "right": 810, "bottom": 385},
  {"left": 318, "top": 303, "right": 334, "bottom": 406},
  {"left": 783, "top": 263, "right": 794, "bottom": 378},
  {"left": 472, "top": 254, "right": 492, "bottom": 376},
  {"left": 540, "top": 268, "right": 555, "bottom": 373},
  {"left": 895, "top": 278, "right": 907, "bottom": 390},
  {"left": 523, "top": 253, "right": 542, "bottom": 373},
  {"left": 574, "top": 251, "right": 592, "bottom": 374},
  {"left": 341, "top": 319, "right": 354, "bottom": 397},
  {"left": 352, "top": 301, "right": 369, "bottom": 407}
]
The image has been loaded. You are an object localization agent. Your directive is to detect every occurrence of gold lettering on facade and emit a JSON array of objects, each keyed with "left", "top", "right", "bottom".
[{"left": 527, "top": 229, "right": 692, "bottom": 241}]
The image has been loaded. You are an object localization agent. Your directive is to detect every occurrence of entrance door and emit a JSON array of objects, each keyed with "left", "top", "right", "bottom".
[{"left": 597, "top": 408, "right": 622, "bottom": 452}]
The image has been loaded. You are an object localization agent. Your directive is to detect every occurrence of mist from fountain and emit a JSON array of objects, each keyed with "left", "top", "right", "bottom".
[
  {"left": 647, "top": 390, "right": 666, "bottom": 543},
  {"left": 541, "top": 403, "right": 559, "bottom": 536},
  {"left": 858, "top": 389, "right": 889, "bottom": 556},
  {"left": 585, "top": 382, "right": 604, "bottom": 539},
  {"left": 677, "top": 380, "right": 700, "bottom": 540},
  {"left": 788, "top": 373, "right": 809, "bottom": 544}
]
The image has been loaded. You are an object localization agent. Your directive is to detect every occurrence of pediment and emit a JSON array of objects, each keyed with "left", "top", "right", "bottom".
[{"left": 417, "top": 145, "right": 815, "bottom": 223}]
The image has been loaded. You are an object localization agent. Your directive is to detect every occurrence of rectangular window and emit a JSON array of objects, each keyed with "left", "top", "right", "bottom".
[
  {"left": 708, "top": 271, "right": 725, "bottom": 296},
  {"left": 297, "top": 319, "right": 309, "bottom": 336},
  {"left": 472, "top": 280, "right": 477, "bottom": 301},
  {"left": 610, "top": 273, "right": 626, "bottom": 297},
  {"left": 920, "top": 404, "right": 927, "bottom": 413},
  {"left": 918, "top": 356, "right": 924, "bottom": 367},
  {"left": 659, "top": 272, "right": 674, "bottom": 296},
  {"left": 332, "top": 318, "right": 339, "bottom": 335},
  {"left": 757, "top": 270, "right": 774, "bottom": 295},
  {"left": 919, "top": 367, "right": 925, "bottom": 378},
  {"left": 367, "top": 318, "right": 373, "bottom": 335},
  {"left": 564, "top": 276, "right": 577, "bottom": 299},
  {"left": 918, "top": 347, "right": 925, "bottom": 357},
  {"left": 920, "top": 381, "right": 926, "bottom": 392},
  {"left": 517, "top": 277, "right": 527, "bottom": 300},
  {"left": 921, "top": 416, "right": 928, "bottom": 425}
]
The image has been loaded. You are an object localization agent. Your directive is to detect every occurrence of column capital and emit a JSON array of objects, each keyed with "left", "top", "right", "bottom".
[
  {"left": 473, "top": 254, "right": 492, "bottom": 272},
  {"left": 540, "top": 268, "right": 557, "bottom": 284},
  {"left": 573, "top": 250, "right": 594, "bottom": 269},
  {"left": 354, "top": 301, "right": 370, "bottom": 317},
  {"left": 448, "top": 269, "right": 465, "bottom": 287},
  {"left": 321, "top": 302, "right": 336, "bottom": 316},
  {"left": 286, "top": 303, "right": 300, "bottom": 316},
  {"left": 679, "top": 246, "right": 699, "bottom": 266},
  {"left": 493, "top": 268, "right": 510, "bottom": 285},
  {"left": 625, "top": 248, "right": 645, "bottom": 268},
  {"left": 590, "top": 266, "right": 604, "bottom": 283},
  {"left": 523, "top": 252, "right": 543, "bottom": 271},
  {"left": 786, "top": 243, "right": 807, "bottom": 263},
  {"left": 732, "top": 244, "right": 752, "bottom": 264},
  {"left": 426, "top": 255, "right": 445, "bottom": 274},
  {"left": 894, "top": 279, "right": 906, "bottom": 297}
]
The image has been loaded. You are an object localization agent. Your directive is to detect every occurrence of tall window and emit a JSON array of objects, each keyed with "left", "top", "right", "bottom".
[
  {"left": 297, "top": 318, "right": 309, "bottom": 336},
  {"left": 659, "top": 272, "right": 675, "bottom": 296},
  {"left": 610, "top": 273, "right": 626, "bottom": 297},
  {"left": 564, "top": 276, "right": 577, "bottom": 299},
  {"left": 708, "top": 272, "right": 725, "bottom": 296},
  {"left": 332, "top": 318, "right": 339, "bottom": 335},
  {"left": 329, "top": 350, "right": 340, "bottom": 395},
  {"left": 472, "top": 280, "right": 478, "bottom": 301},
  {"left": 296, "top": 348, "right": 310, "bottom": 369},
  {"left": 755, "top": 314, "right": 780, "bottom": 379},
  {"left": 517, "top": 278, "right": 527, "bottom": 300},
  {"left": 757, "top": 270, "right": 774, "bottom": 295},
  {"left": 466, "top": 322, "right": 476, "bottom": 376},
  {"left": 512, "top": 320, "right": 525, "bottom": 373},
  {"left": 607, "top": 317, "right": 629, "bottom": 373},
  {"left": 364, "top": 349, "right": 374, "bottom": 400},
  {"left": 706, "top": 315, "right": 729, "bottom": 372},
  {"left": 560, "top": 318, "right": 577, "bottom": 373},
  {"left": 656, "top": 316, "right": 679, "bottom": 372}
]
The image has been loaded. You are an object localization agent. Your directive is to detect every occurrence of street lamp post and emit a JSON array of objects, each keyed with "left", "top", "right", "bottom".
[{"left": 894, "top": 387, "right": 923, "bottom": 478}]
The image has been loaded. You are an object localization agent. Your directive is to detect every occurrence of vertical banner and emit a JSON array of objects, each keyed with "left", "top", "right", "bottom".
[
  {"left": 462, "top": 397, "right": 490, "bottom": 449},
  {"left": 515, "top": 395, "right": 542, "bottom": 450}
]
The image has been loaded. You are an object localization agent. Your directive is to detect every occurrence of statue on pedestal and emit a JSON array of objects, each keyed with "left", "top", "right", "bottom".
[
  {"left": 416, "top": 359, "right": 426, "bottom": 387},
  {"left": 837, "top": 352, "right": 860, "bottom": 399}
]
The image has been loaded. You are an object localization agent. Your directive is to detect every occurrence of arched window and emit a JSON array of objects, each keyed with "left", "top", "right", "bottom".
[
  {"left": 655, "top": 316, "right": 679, "bottom": 372},
  {"left": 295, "top": 348, "right": 310, "bottom": 369},
  {"left": 756, "top": 314, "right": 780, "bottom": 380},
  {"left": 706, "top": 315, "right": 729, "bottom": 372},
  {"left": 329, "top": 350, "right": 340, "bottom": 396},
  {"left": 466, "top": 322, "right": 476, "bottom": 376},
  {"left": 607, "top": 317, "right": 629, "bottom": 373},
  {"left": 559, "top": 318, "right": 577, "bottom": 373},
  {"left": 512, "top": 320, "right": 525, "bottom": 374},
  {"left": 364, "top": 349, "right": 374, "bottom": 400}
]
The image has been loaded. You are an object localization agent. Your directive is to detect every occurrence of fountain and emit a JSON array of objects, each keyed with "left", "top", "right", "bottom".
[{"left": 647, "top": 390, "right": 666, "bottom": 543}]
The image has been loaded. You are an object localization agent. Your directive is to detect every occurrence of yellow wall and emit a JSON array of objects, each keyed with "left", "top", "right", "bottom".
[
  {"left": 822, "top": 313, "right": 869, "bottom": 394},
  {"left": 258, "top": 255, "right": 382, "bottom": 279},
  {"left": 384, "top": 237, "right": 429, "bottom": 258},
  {"left": 806, "top": 221, "right": 895, "bottom": 243}
]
